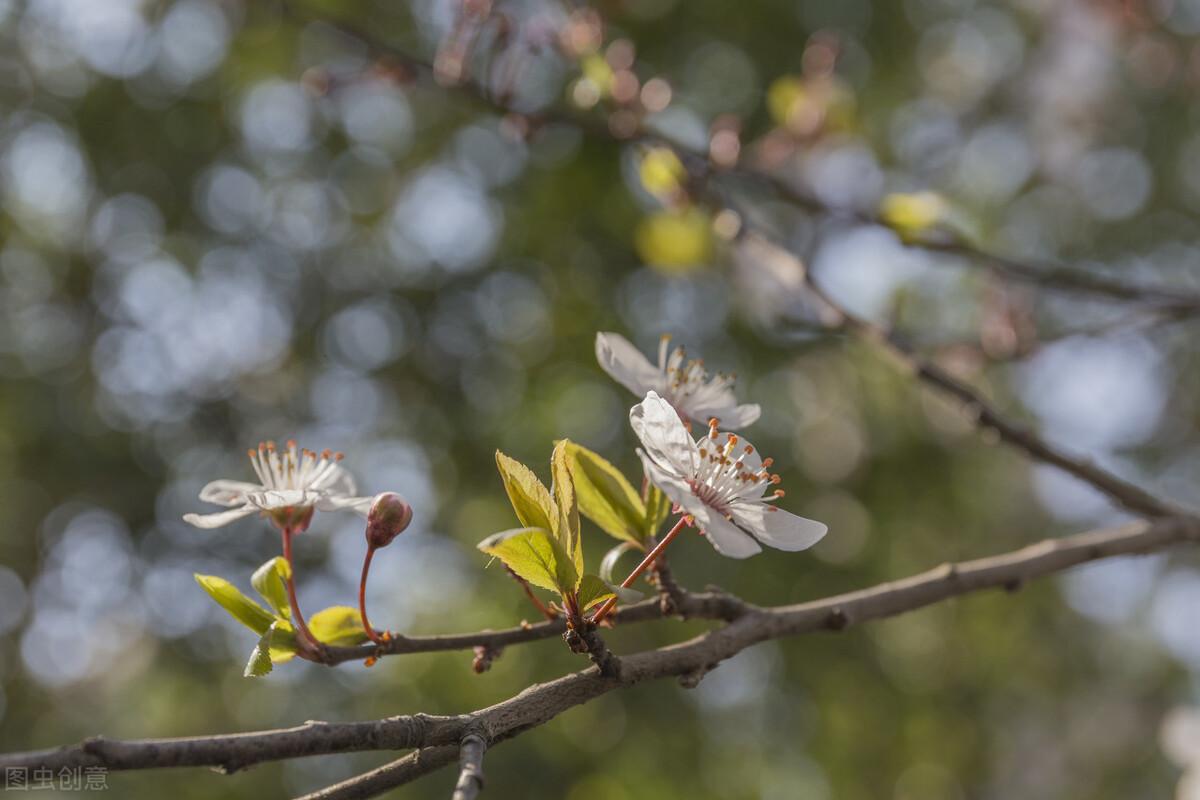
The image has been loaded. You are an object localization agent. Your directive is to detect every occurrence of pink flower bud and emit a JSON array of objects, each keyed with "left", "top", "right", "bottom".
[{"left": 365, "top": 492, "right": 413, "bottom": 549}]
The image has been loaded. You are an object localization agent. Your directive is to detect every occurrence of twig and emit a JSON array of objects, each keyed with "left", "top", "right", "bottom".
[
  {"left": 450, "top": 734, "right": 487, "bottom": 800},
  {"left": 0, "top": 715, "right": 459, "bottom": 774},
  {"left": 282, "top": 3, "right": 1200, "bottom": 314},
  {"left": 295, "top": 746, "right": 460, "bottom": 800},
  {"left": 732, "top": 229, "right": 1186, "bottom": 520},
  {"left": 8, "top": 517, "right": 1195, "bottom": 794},
  {"left": 296, "top": 517, "right": 1197, "bottom": 800}
]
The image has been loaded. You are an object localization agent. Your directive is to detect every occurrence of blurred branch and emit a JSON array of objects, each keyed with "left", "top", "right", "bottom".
[
  {"left": 731, "top": 228, "right": 1187, "bottom": 520},
  {"left": 281, "top": 3, "right": 1200, "bottom": 313},
  {"left": 5, "top": 517, "right": 1196, "bottom": 799}
]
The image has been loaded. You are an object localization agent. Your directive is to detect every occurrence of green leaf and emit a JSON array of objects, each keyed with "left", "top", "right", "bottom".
[
  {"left": 478, "top": 527, "right": 570, "bottom": 594},
  {"left": 550, "top": 439, "right": 583, "bottom": 587},
  {"left": 644, "top": 482, "right": 672, "bottom": 538},
  {"left": 268, "top": 620, "right": 299, "bottom": 664},
  {"left": 576, "top": 574, "right": 613, "bottom": 610},
  {"left": 599, "top": 541, "right": 640, "bottom": 585},
  {"left": 244, "top": 625, "right": 277, "bottom": 677},
  {"left": 565, "top": 441, "right": 648, "bottom": 545},
  {"left": 495, "top": 450, "right": 558, "bottom": 533},
  {"left": 308, "top": 606, "right": 370, "bottom": 647},
  {"left": 251, "top": 557, "right": 292, "bottom": 619},
  {"left": 577, "top": 574, "right": 645, "bottom": 611},
  {"left": 607, "top": 582, "right": 645, "bottom": 605},
  {"left": 195, "top": 574, "right": 276, "bottom": 635}
]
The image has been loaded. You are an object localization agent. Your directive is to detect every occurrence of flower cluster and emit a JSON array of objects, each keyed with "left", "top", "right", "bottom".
[{"left": 184, "top": 331, "right": 826, "bottom": 674}]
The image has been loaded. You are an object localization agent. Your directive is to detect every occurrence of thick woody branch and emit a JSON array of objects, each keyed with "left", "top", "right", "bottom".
[
  {"left": 297, "top": 517, "right": 1198, "bottom": 800},
  {"left": 0, "top": 715, "right": 465, "bottom": 775},
  {"left": 5, "top": 517, "right": 1194, "bottom": 798}
]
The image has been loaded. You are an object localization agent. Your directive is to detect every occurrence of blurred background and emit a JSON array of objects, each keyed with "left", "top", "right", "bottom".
[{"left": 2, "top": 0, "right": 1200, "bottom": 797}]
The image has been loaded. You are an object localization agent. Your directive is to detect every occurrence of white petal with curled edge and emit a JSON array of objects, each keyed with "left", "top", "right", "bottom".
[
  {"left": 637, "top": 449, "right": 704, "bottom": 518},
  {"left": 710, "top": 402, "right": 761, "bottom": 430},
  {"left": 198, "top": 479, "right": 261, "bottom": 507},
  {"left": 317, "top": 493, "right": 375, "bottom": 517},
  {"left": 697, "top": 511, "right": 762, "bottom": 559},
  {"left": 182, "top": 505, "right": 258, "bottom": 529},
  {"left": 246, "top": 489, "right": 319, "bottom": 510},
  {"left": 730, "top": 501, "right": 827, "bottom": 551},
  {"left": 630, "top": 391, "right": 699, "bottom": 476},
  {"left": 596, "top": 332, "right": 664, "bottom": 396}
]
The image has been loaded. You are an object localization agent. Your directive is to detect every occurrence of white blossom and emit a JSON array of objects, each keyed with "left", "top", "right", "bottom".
[
  {"left": 596, "top": 331, "right": 760, "bottom": 429},
  {"left": 183, "top": 440, "right": 375, "bottom": 530},
  {"left": 631, "top": 391, "right": 827, "bottom": 558}
]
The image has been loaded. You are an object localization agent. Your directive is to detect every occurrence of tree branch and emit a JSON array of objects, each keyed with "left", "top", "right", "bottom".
[
  {"left": 450, "top": 734, "right": 487, "bottom": 800},
  {"left": 6, "top": 517, "right": 1194, "bottom": 799},
  {"left": 280, "top": 3, "right": 1200, "bottom": 313},
  {"left": 321, "top": 589, "right": 747, "bottom": 665},
  {"left": 297, "top": 516, "right": 1198, "bottom": 800},
  {"left": 730, "top": 229, "right": 1188, "bottom": 520}
]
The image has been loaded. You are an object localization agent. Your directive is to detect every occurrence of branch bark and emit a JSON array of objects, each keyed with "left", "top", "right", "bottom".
[
  {"left": 732, "top": 229, "right": 1188, "bottom": 520},
  {"left": 280, "top": 3, "right": 1200, "bottom": 314},
  {"left": 296, "top": 517, "right": 1197, "bottom": 800},
  {"left": 5, "top": 517, "right": 1194, "bottom": 798},
  {"left": 450, "top": 734, "right": 487, "bottom": 800}
]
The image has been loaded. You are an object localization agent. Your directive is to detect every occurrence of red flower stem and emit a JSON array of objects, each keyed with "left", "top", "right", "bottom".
[
  {"left": 280, "top": 526, "right": 318, "bottom": 652},
  {"left": 359, "top": 545, "right": 384, "bottom": 643},
  {"left": 590, "top": 516, "right": 689, "bottom": 625}
]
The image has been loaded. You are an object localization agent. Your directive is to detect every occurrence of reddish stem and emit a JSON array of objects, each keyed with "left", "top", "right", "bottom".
[
  {"left": 359, "top": 545, "right": 384, "bottom": 644},
  {"left": 280, "top": 526, "right": 319, "bottom": 653},
  {"left": 590, "top": 516, "right": 689, "bottom": 625}
]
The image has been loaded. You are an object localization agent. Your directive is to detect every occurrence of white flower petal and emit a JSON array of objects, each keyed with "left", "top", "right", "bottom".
[
  {"left": 630, "top": 391, "right": 699, "bottom": 476},
  {"left": 698, "top": 511, "right": 762, "bottom": 559},
  {"left": 730, "top": 501, "right": 827, "bottom": 551},
  {"left": 182, "top": 505, "right": 258, "bottom": 529},
  {"left": 198, "top": 479, "right": 262, "bottom": 507},
  {"left": 246, "top": 489, "right": 320, "bottom": 510},
  {"left": 638, "top": 450, "right": 697, "bottom": 511},
  {"left": 694, "top": 402, "right": 761, "bottom": 430},
  {"left": 596, "top": 332, "right": 664, "bottom": 397},
  {"left": 317, "top": 493, "right": 375, "bottom": 517}
]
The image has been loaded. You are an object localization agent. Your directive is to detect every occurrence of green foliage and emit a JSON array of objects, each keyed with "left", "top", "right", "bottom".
[
  {"left": 308, "top": 606, "right": 370, "bottom": 647},
  {"left": 251, "top": 557, "right": 292, "bottom": 619},
  {"left": 194, "top": 574, "right": 276, "bottom": 635},
  {"left": 564, "top": 441, "right": 651, "bottom": 545},
  {"left": 577, "top": 574, "right": 644, "bottom": 611},
  {"left": 495, "top": 450, "right": 558, "bottom": 533},
  {"left": 478, "top": 527, "right": 569, "bottom": 593},
  {"left": 598, "top": 542, "right": 639, "bottom": 585},
  {"left": 550, "top": 439, "right": 584, "bottom": 581}
]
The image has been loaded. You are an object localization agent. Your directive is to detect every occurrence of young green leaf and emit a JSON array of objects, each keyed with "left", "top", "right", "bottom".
[
  {"left": 495, "top": 451, "right": 558, "bottom": 533},
  {"left": 308, "top": 606, "right": 370, "bottom": 647},
  {"left": 550, "top": 439, "right": 583, "bottom": 586},
  {"left": 577, "top": 574, "right": 645, "bottom": 611},
  {"left": 599, "top": 541, "right": 640, "bottom": 585},
  {"left": 251, "top": 557, "right": 292, "bottom": 619},
  {"left": 195, "top": 574, "right": 276, "bottom": 635},
  {"left": 244, "top": 624, "right": 279, "bottom": 677},
  {"left": 478, "top": 527, "right": 564, "bottom": 593},
  {"left": 268, "top": 620, "right": 299, "bottom": 664},
  {"left": 565, "top": 441, "right": 648, "bottom": 545},
  {"left": 576, "top": 574, "right": 614, "bottom": 611}
]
